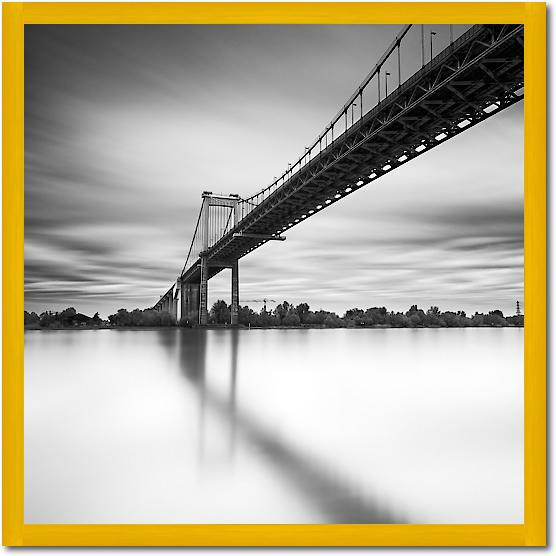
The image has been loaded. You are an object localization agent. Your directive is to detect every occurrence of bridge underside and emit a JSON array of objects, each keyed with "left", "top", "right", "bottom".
[{"left": 155, "top": 23, "right": 524, "bottom": 325}]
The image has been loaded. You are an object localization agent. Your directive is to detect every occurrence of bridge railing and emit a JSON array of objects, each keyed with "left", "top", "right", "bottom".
[{"left": 236, "top": 23, "right": 473, "bottom": 222}]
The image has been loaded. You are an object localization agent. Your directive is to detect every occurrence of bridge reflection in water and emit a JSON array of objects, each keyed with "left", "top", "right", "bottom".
[
  {"left": 156, "top": 329, "right": 405, "bottom": 524},
  {"left": 24, "top": 328, "right": 523, "bottom": 523}
]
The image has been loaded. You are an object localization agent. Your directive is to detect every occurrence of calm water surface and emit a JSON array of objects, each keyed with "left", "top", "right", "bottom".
[{"left": 25, "top": 328, "right": 523, "bottom": 524}]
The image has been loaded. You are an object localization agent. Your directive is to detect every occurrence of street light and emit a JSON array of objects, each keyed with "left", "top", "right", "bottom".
[
  {"left": 430, "top": 31, "right": 437, "bottom": 62},
  {"left": 385, "top": 72, "right": 391, "bottom": 97},
  {"left": 351, "top": 103, "right": 357, "bottom": 126}
]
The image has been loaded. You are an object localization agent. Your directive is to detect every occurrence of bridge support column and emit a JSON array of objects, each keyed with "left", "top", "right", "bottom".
[
  {"left": 190, "top": 283, "right": 200, "bottom": 323},
  {"left": 180, "top": 281, "right": 200, "bottom": 324},
  {"left": 180, "top": 281, "right": 187, "bottom": 322},
  {"left": 199, "top": 256, "right": 209, "bottom": 325},
  {"left": 170, "top": 293, "right": 177, "bottom": 321},
  {"left": 174, "top": 284, "right": 180, "bottom": 321},
  {"left": 231, "top": 260, "right": 239, "bottom": 326}
]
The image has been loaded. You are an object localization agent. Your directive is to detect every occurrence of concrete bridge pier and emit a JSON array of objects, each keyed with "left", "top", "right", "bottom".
[
  {"left": 180, "top": 280, "right": 200, "bottom": 324},
  {"left": 231, "top": 260, "right": 239, "bottom": 326},
  {"left": 199, "top": 256, "right": 209, "bottom": 326},
  {"left": 173, "top": 283, "right": 181, "bottom": 321},
  {"left": 169, "top": 289, "right": 177, "bottom": 321}
]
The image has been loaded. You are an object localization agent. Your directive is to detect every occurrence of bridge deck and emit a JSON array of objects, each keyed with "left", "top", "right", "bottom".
[{"left": 180, "top": 23, "right": 523, "bottom": 285}]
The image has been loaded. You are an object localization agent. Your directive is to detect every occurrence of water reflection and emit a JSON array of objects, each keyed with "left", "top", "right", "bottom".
[
  {"left": 25, "top": 328, "right": 523, "bottom": 524},
  {"left": 159, "top": 329, "right": 404, "bottom": 524}
]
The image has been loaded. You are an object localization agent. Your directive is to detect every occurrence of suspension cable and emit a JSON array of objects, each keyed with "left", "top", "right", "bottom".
[
  {"left": 223, "top": 207, "right": 234, "bottom": 234},
  {"left": 181, "top": 204, "right": 204, "bottom": 275}
]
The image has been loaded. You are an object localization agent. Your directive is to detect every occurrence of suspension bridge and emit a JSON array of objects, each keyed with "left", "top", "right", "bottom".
[{"left": 152, "top": 23, "right": 524, "bottom": 325}]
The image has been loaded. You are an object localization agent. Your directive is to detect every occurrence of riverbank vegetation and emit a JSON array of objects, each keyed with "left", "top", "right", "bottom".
[
  {"left": 24, "top": 307, "right": 175, "bottom": 329},
  {"left": 25, "top": 302, "right": 523, "bottom": 329},
  {"left": 24, "top": 308, "right": 105, "bottom": 329},
  {"left": 206, "top": 300, "right": 523, "bottom": 328}
]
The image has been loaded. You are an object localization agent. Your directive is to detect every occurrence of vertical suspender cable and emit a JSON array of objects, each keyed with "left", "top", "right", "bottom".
[
  {"left": 421, "top": 24, "right": 425, "bottom": 67},
  {"left": 397, "top": 42, "right": 401, "bottom": 87}
]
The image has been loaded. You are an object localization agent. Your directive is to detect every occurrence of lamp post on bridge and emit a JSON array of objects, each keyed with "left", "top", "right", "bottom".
[
  {"left": 385, "top": 72, "right": 391, "bottom": 97},
  {"left": 430, "top": 31, "right": 437, "bottom": 62}
]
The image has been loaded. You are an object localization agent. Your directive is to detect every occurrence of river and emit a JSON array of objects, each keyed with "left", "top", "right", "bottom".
[{"left": 24, "top": 327, "right": 523, "bottom": 524}]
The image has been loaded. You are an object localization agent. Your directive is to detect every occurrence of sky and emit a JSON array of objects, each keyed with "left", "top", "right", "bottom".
[{"left": 24, "top": 24, "right": 523, "bottom": 318}]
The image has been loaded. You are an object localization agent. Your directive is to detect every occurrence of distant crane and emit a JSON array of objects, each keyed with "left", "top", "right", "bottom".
[{"left": 242, "top": 298, "right": 276, "bottom": 312}]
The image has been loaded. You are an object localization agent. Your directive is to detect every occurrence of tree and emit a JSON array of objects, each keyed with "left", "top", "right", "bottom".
[
  {"left": 295, "top": 303, "right": 310, "bottom": 323},
  {"left": 507, "top": 314, "right": 524, "bottom": 327},
  {"left": 424, "top": 306, "right": 443, "bottom": 326},
  {"left": 255, "top": 307, "right": 277, "bottom": 327},
  {"left": 388, "top": 312, "right": 411, "bottom": 327},
  {"left": 345, "top": 308, "right": 365, "bottom": 325},
  {"left": 59, "top": 307, "right": 77, "bottom": 325},
  {"left": 210, "top": 300, "right": 230, "bottom": 324},
  {"left": 406, "top": 305, "right": 425, "bottom": 326},
  {"left": 39, "top": 311, "right": 57, "bottom": 328},
  {"left": 365, "top": 307, "right": 387, "bottom": 325},
  {"left": 470, "top": 313, "right": 484, "bottom": 327},
  {"left": 24, "top": 311, "right": 40, "bottom": 326},
  {"left": 409, "top": 313, "right": 422, "bottom": 327},
  {"left": 484, "top": 310, "right": 507, "bottom": 327},
  {"left": 442, "top": 311, "right": 460, "bottom": 328},
  {"left": 323, "top": 314, "right": 342, "bottom": 328},
  {"left": 282, "top": 313, "right": 301, "bottom": 326},
  {"left": 273, "top": 301, "right": 291, "bottom": 323},
  {"left": 239, "top": 305, "right": 258, "bottom": 326}
]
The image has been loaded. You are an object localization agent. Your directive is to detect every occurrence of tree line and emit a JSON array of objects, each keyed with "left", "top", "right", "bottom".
[
  {"left": 25, "top": 302, "right": 523, "bottom": 329},
  {"left": 24, "top": 307, "right": 176, "bottom": 328},
  {"left": 24, "top": 308, "right": 104, "bottom": 329},
  {"left": 203, "top": 300, "right": 523, "bottom": 328}
]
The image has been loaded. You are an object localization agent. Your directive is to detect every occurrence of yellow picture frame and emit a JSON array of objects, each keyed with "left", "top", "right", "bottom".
[{"left": 3, "top": 2, "right": 546, "bottom": 546}]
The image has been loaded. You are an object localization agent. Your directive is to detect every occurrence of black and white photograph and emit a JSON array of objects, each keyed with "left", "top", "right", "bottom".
[{"left": 24, "top": 22, "right": 524, "bottom": 525}]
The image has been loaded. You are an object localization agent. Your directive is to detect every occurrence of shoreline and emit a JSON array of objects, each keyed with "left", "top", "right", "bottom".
[{"left": 24, "top": 323, "right": 524, "bottom": 331}]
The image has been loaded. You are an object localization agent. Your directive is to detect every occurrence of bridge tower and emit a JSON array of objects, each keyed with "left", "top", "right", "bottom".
[{"left": 183, "top": 192, "right": 241, "bottom": 326}]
